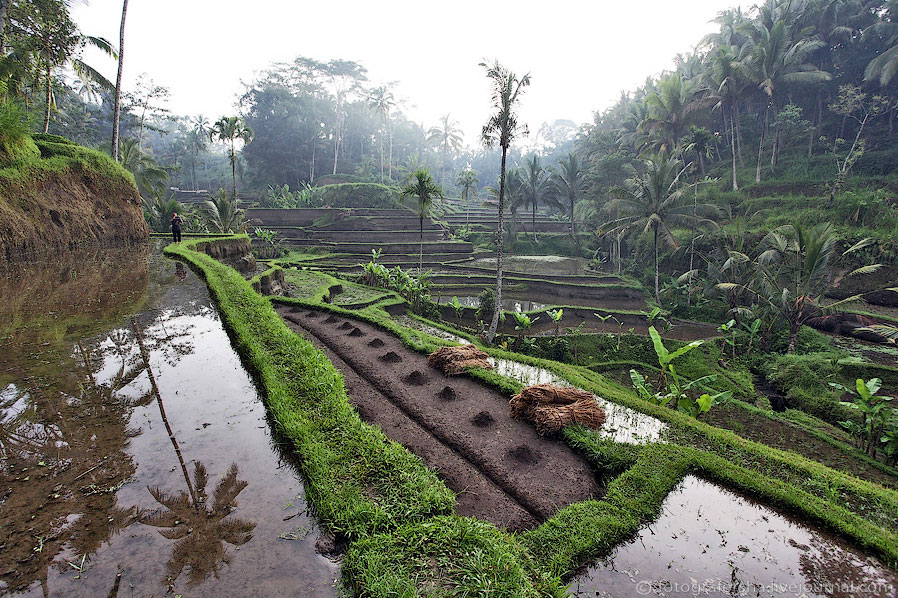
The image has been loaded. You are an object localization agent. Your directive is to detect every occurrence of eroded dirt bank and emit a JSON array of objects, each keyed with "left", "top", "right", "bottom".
[{"left": 278, "top": 305, "right": 603, "bottom": 531}]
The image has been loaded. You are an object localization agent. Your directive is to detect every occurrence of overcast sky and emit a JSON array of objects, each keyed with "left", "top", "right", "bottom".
[{"left": 72, "top": 0, "right": 729, "bottom": 146}]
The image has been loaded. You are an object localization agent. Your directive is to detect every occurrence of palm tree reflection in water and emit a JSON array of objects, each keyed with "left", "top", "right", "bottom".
[{"left": 131, "top": 318, "right": 255, "bottom": 586}]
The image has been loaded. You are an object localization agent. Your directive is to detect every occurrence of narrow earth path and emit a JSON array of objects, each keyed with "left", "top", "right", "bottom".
[{"left": 278, "top": 305, "right": 602, "bottom": 530}]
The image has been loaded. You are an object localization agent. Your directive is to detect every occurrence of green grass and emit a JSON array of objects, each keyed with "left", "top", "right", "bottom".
[{"left": 168, "top": 236, "right": 898, "bottom": 593}]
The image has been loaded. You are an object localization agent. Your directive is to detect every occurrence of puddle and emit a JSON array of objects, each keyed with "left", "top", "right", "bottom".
[
  {"left": 489, "top": 358, "right": 665, "bottom": 444},
  {"left": 436, "top": 295, "right": 549, "bottom": 313},
  {"left": 392, "top": 314, "right": 468, "bottom": 344},
  {"left": 468, "top": 255, "right": 591, "bottom": 275},
  {"left": 569, "top": 475, "right": 898, "bottom": 597},
  {"left": 0, "top": 243, "right": 338, "bottom": 597}
]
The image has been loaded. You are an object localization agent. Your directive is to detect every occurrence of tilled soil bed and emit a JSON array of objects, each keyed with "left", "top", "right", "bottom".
[{"left": 277, "top": 305, "right": 603, "bottom": 532}]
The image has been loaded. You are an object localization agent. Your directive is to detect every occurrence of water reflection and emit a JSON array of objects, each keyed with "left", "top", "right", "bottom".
[
  {"left": 435, "top": 295, "right": 548, "bottom": 313},
  {"left": 142, "top": 462, "right": 254, "bottom": 586},
  {"left": 570, "top": 475, "right": 898, "bottom": 597}
]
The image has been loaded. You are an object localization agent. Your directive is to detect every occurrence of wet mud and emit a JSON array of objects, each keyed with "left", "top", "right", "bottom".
[
  {"left": 0, "top": 244, "right": 338, "bottom": 597},
  {"left": 279, "top": 306, "right": 604, "bottom": 531}
]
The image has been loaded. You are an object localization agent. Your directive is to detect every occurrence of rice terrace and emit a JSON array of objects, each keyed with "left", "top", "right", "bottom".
[{"left": 3, "top": 0, "right": 898, "bottom": 596}]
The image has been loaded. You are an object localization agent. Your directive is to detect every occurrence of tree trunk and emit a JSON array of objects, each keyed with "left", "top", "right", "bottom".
[
  {"left": 111, "top": 0, "right": 128, "bottom": 161},
  {"left": 736, "top": 104, "right": 744, "bottom": 167},
  {"left": 731, "top": 104, "right": 739, "bottom": 191},
  {"left": 388, "top": 123, "right": 393, "bottom": 181},
  {"left": 531, "top": 195, "right": 537, "bottom": 243},
  {"left": 230, "top": 144, "right": 238, "bottom": 200},
  {"left": 419, "top": 212, "right": 424, "bottom": 274},
  {"left": 756, "top": 106, "right": 768, "bottom": 184},
  {"left": 787, "top": 320, "right": 799, "bottom": 354},
  {"left": 486, "top": 147, "right": 507, "bottom": 343},
  {"left": 653, "top": 226, "right": 660, "bottom": 305},
  {"left": 0, "top": 0, "right": 9, "bottom": 53},
  {"left": 43, "top": 64, "right": 52, "bottom": 133},
  {"left": 688, "top": 182, "right": 697, "bottom": 306},
  {"left": 379, "top": 128, "right": 384, "bottom": 183}
]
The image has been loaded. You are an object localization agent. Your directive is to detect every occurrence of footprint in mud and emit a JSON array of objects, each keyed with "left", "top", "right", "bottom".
[
  {"left": 402, "top": 371, "right": 428, "bottom": 386},
  {"left": 347, "top": 327, "right": 365, "bottom": 337},
  {"left": 379, "top": 351, "right": 402, "bottom": 363},
  {"left": 368, "top": 338, "right": 385, "bottom": 348},
  {"left": 338, "top": 321, "right": 353, "bottom": 330},
  {"left": 472, "top": 411, "right": 495, "bottom": 428},
  {"left": 324, "top": 315, "right": 338, "bottom": 324},
  {"left": 508, "top": 444, "right": 540, "bottom": 465},
  {"left": 437, "top": 386, "right": 457, "bottom": 401}
]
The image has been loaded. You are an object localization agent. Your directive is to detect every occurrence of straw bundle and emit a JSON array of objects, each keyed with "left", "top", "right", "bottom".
[
  {"left": 509, "top": 384, "right": 594, "bottom": 420},
  {"left": 427, "top": 344, "right": 494, "bottom": 375},
  {"left": 511, "top": 384, "right": 606, "bottom": 437}
]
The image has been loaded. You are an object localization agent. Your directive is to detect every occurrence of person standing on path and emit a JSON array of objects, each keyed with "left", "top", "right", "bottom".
[{"left": 170, "top": 212, "right": 183, "bottom": 243}]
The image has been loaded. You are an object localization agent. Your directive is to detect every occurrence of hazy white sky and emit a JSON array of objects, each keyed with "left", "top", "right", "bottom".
[{"left": 72, "top": 0, "right": 730, "bottom": 144}]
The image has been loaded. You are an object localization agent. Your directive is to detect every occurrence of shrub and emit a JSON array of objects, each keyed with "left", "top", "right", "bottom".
[{"left": 311, "top": 183, "right": 399, "bottom": 208}]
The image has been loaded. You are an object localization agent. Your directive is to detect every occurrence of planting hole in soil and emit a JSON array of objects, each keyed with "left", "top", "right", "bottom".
[
  {"left": 402, "top": 370, "right": 429, "bottom": 386},
  {"left": 437, "top": 386, "right": 458, "bottom": 401},
  {"left": 472, "top": 410, "right": 496, "bottom": 427},
  {"left": 338, "top": 321, "right": 353, "bottom": 330},
  {"left": 324, "top": 315, "right": 338, "bottom": 324},
  {"left": 379, "top": 351, "right": 403, "bottom": 363},
  {"left": 368, "top": 338, "right": 385, "bottom": 348},
  {"left": 347, "top": 327, "right": 365, "bottom": 337},
  {"left": 508, "top": 444, "right": 540, "bottom": 465}
]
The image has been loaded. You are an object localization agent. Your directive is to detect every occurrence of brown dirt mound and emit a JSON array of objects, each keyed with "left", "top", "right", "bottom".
[
  {"left": 402, "top": 370, "right": 428, "bottom": 386},
  {"left": 338, "top": 321, "right": 353, "bottom": 330},
  {"left": 368, "top": 338, "right": 385, "bottom": 348},
  {"left": 511, "top": 385, "right": 605, "bottom": 437},
  {"left": 324, "top": 315, "right": 338, "bottom": 323},
  {"left": 348, "top": 327, "right": 365, "bottom": 337},
  {"left": 437, "top": 386, "right": 457, "bottom": 401},
  {"left": 379, "top": 351, "right": 402, "bottom": 363},
  {"left": 508, "top": 444, "right": 539, "bottom": 465},
  {"left": 509, "top": 384, "right": 594, "bottom": 420},
  {"left": 427, "top": 344, "right": 494, "bottom": 376}
]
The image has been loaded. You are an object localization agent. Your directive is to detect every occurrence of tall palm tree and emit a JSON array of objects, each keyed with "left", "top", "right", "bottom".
[
  {"left": 427, "top": 114, "right": 463, "bottom": 188},
  {"left": 455, "top": 168, "right": 478, "bottom": 233},
  {"left": 602, "top": 152, "right": 718, "bottom": 304},
  {"left": 551, "top": 152, "right": 585, "bottom": 237},
  {"left": 400, "top": 169, "right": 443, "bottom": 273},
  {"left": 521, "top": 154, "right": 547, "bottom": 242},
  {"left": 25, "top": 0, "right": 115, "bottom": 133},
  {"left": 640, "top": 74, "right": 709, "bottom": 153},
  {"left": 209, "top": 116, "right": 253, "bottom": 200},
  {"left": 480, "top": 60, "right": 530, "bottom": 343},
  {"left": 706, "top": 45, "right": 745, "bottom": 190},
  {"left": 120, "top": 138, "right": 168, "bottom": 196},
  {"left": 110, "top": 0, "right": 127, "bottom": 161},
  {"left": 738, "top": 18, "right": 830, "bottom": 181},
  {"left": 369, "top": 85, "right": 396, "bottom": 183},
  {"left": 204, "top": 189, "right": 247, "bottom": 234}
]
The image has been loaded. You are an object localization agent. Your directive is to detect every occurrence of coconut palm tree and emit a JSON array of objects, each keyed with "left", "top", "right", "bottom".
[
  {"left": 110, "top": 0, "right": 127, "bottom": 161},
  {"left": 369, "top": 85, "right": 396, "bottom": 182},
  {"left": 640, "top": 74, "right": 709, "bottom": 153},
  {"left": 521, "top": 154, "right": 548, "bottom": 242},
  {"left": 427, "top": 114, "right": 463, "bottom": 188},
  {"left": 551, "top": 152, "right": 585, "bottom": 237},
  {"left": 209, "top": 116, "right": 253, "bottom": 200},
  {"left": 455, "top": 168, "right": 478, "bottom": 233},
  {"left": 738, "top": 18, "right": 831, "bottom": 181},
  {"left": 480, "top": 60, "right": 530, "bottom": 343},
  {"left": 721, "top": 223, "right": 880, "bottom": 353},
  {"left": 602, "top": 152, "right": 719, "bottom": 304},
  {"left": 400, "top": 169, "right": 443, "bottom": 273},
  {"left": 204, "top": 189, "right": 247, "bottom": 234}
]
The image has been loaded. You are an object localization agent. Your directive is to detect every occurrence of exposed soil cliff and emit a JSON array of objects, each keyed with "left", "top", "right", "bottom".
[{"left": 0, "top": 134, "right": 147, "bottom": 258}]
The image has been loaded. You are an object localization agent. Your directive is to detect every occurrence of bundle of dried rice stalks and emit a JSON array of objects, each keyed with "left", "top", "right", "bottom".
[
  {"left": 427, "top": 344, "right": 493, "bottom": 375},
  {"left": 511, "top": 384, "right": 606, "bottom": 436},
  {"left": 509, "top": 384, "right": 594, "bottom": 420}
]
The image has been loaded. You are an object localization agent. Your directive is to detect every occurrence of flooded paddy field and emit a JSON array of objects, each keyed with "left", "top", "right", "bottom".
[
  {"left": 0, "top": 243, "right": 338, "bottom": 597},
  {"left": 570, "top": 475, "right": 898, "bottom": 598}
]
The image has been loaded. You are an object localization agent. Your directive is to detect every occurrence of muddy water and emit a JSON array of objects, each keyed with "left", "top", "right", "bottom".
[
  {"left": 569, "top": 475, "right": 898, "bottom": 598},
  {"left": 0, "top": 243, "right": 339, "bottom": 597},
  {"left": 435, "top": 295, "right": 549, "bottom": 313},
  {"left": 468, "top": 255, "right": 591, "bottom": 275}
]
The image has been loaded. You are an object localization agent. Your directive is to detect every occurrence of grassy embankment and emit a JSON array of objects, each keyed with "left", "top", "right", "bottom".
[{"left": 169, "top": 237, "right": 898, "bottom": 595}]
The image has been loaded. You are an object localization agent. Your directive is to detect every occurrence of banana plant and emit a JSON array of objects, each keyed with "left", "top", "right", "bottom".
[
  {"left": 449, "top": 296, "right": 464, "bottom": 324},
  {"left": 546, "top": 308, "right": 563, "bottom": 337},
  {"left": 565, "top": 322, "right": 586, "bottom": 362},
  {"left": 741, "top": 318, "right": 762, "bottom": 355},
  {"left": 718, "top": 319, "right": 737, "bottom": 359},
  {"left": 595, "top": 312, "right": 625, "bottom": 350},
  {"left": 834, "top": 378, "right": 894, "bottom": 457}
]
